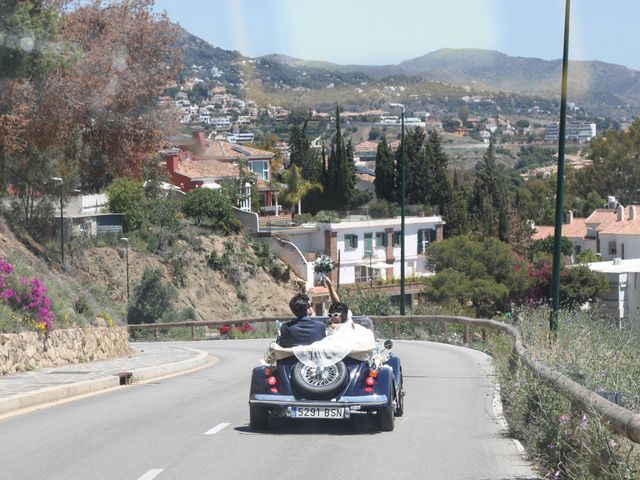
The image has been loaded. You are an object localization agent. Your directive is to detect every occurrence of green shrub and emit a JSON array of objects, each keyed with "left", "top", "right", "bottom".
[
  {"left": 166, "top": 249, "right": 188, "bottom": 287},
  {"left": 0, "top": 304, "right": 21, "bottom": 333},
  {"left": 127, "top": 267, "right": 178, "bottom": 325},
  {"left": 269, "top": 263, "right": 290, "bottom": 282},
  {"left": 182, "top": 188, "right": 241, "bottom": 234},
  {"left": 368, "top": 200, "right": 399, "bottom": 219},
  {"left": 106, "top": 178, "right": 146, "bottom": 232},
  {"left": 74, "top": 295, "right": 93, "bottom": 317},
  {"left": 208, "top": 250, "right": 228, "bottom": 271},
  {"left": 342, "top": 288, "right": 398, "bottom": 317}
]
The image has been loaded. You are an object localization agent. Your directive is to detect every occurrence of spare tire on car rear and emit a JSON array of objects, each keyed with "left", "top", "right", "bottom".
[{"left": 291, "top": 361, "right": 349, "bottom": 400}]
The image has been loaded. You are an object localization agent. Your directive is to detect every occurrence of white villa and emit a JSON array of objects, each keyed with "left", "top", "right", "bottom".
[{"left": 259, "top": 215, "right": 445, "bottom": 290}]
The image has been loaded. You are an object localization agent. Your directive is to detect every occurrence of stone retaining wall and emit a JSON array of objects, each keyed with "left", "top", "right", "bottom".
[{"left": 0, "top": 326, "right": 130, "bottom": 375}]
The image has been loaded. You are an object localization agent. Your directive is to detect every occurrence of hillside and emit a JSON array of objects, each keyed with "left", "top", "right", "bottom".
[
  {"left": 176, "top": 25, "right": 640, "bottom": 113},
  {"left": 396, "top": 49, "right": 640, "bottom": 101},
  {"left": 0, "top": 220, "right": 298, "bottom": 330}
]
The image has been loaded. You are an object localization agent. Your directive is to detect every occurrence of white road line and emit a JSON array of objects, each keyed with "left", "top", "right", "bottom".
[
  {"left": 204, "top": 422, "right": 230, "bottom": 435},
  {"left": 137, "top": 469, "right": 164, "bottom": 480}
]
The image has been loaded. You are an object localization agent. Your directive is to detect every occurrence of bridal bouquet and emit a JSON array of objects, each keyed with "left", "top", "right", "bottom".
[{"left": 313, "top": 255, "right": 335, "bottom": 276}]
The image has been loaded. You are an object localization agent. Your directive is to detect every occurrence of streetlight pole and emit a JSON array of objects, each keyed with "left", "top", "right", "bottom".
[
  {"left": 550, "top": 0, "right": 571, "bottom": 333},
  {"left": 120, "top": 237, "right": 130, "bottom": 302},
  {"left": 51, "top": 177, "right": 64, "bottom": 268},
  {"left": 389, "top": 103, "right": 406, "bottom": 315}
]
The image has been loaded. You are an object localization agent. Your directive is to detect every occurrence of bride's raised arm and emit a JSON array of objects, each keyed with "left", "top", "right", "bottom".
[{"left": 324, "top": 276, "right": 341, "bottom": 303}]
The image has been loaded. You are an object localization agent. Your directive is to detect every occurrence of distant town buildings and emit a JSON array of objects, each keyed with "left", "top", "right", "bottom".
[{"left": 544, "top": 121, "right": 597, "bottom": 143}]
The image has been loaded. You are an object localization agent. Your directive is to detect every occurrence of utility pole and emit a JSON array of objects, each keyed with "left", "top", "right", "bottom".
[
  {"left": 51, "top": 177, "right": 64, "bottom": 268},
  {"left": 550, "top": 0, "right": 571, "bottom": 332},
  {"left": 390, "top": 103, "right": 407, "bottom": 315},
  {"left": 120, "top": 237, "right": 130, "bottom": 302}
]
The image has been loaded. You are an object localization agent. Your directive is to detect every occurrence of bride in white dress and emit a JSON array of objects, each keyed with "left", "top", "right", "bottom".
[{"left": 291, "top": 277, "right": 375, "bottom": 368}]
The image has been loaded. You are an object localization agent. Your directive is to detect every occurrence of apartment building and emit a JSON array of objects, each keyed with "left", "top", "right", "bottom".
[{"left": 544, "top": 122, "right": 597, "bottom": 143}]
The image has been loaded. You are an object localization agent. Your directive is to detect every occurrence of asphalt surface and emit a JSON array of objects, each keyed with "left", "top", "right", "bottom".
[
  {"left": 0, "top": 339, "right": 540, "bottom": 479},
  {"left": 0, "top": 342, "right": 212, "bottom": 417}
]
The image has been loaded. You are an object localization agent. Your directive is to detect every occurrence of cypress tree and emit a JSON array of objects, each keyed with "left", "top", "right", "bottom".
[
  {"left": 428, "top": 130, "right": 451, "bottom": 214},
  {"left": 374, "top": 136, "right": 395, "bottom": 202},
  {"left": 472, "top": 137, "right": 509, "bottom": 239},
  {"left": 405, "top": 127, "right": 429, "bottom": 205},
  {"left": 343, "top": 139, "right": 357, "bottom": 208},
  {"left": 323, "top": 105, "right": 358, "bottom": 210},
  {"left": 324, "top": 144, "right": 337, "bottom": 207},
  {"left": 288, "top": 124, "right": 304, "bottom": 168},
  {"left": 289, "top": 121, "right": 320, "bottom": 182},
  {"left": 443, "top": 169, "right": 470, "bottom": 237}
]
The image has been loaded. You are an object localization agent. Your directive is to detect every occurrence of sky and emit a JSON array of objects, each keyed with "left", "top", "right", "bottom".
[{"left": 153, "top": 0, "right": 640, "bottom": 71}]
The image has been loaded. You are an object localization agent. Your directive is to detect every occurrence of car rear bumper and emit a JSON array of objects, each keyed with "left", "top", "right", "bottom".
[{"left": 249, "top": 393, "right": 389, "bottom": 410}]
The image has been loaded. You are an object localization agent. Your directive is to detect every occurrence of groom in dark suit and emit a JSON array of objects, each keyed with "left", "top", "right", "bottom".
[{"left": 277, "top": 293, "right": 326, "bottom": 347}]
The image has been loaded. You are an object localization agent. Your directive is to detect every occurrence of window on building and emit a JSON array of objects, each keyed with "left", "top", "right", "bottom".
[
  {"left": 345, "top": 234, "right": 358, "bottom": 249},
  {"left": 354, "top": 265, "right": 381, "bottom": 283},
  {"left": 249, "top": 160, "right": 270, "bottom": 180},
  {"left": 417, "top": 229, "right": 436, "bottom": 254},
  {"left": 392, "top": 231, "right": 401, "bottom": 247},
  {"left": 364, "top": 233, "right": 373, "bottom": 255},
  {"left": 375, "top": 232, "right": 387, "bottom": 248},
  {"left": 609, "top": 240, "right": 617, "bottom": 255}
]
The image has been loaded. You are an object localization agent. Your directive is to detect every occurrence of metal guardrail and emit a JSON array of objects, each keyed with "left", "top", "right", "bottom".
[{"left": 127, "top": 314, "right": 640, "bottom": 443}]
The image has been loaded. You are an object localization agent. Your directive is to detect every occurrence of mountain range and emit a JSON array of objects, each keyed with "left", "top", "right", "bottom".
[{"left": 177, "top": 26, "right": 640, "bottom": 113}]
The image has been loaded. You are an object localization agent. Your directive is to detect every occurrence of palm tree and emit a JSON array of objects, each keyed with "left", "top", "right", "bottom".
[{"left": 281, "top": 165, "right": 323, "bottom": 215}]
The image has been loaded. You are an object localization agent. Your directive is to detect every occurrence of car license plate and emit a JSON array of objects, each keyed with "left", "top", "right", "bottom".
[{"left": 291, "top": 406, "right": 344, "bottom": 419}]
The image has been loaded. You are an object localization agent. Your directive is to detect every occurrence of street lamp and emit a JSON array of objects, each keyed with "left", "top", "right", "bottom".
[
  {"left": 550, "top": 0, "right": 572, "bottom": 333},
  {"left": 51, "top": 177, "right": 64, "bottom": 268},
  {"left": 389, "top": 103, "right": 406, "bottom": 315},
  {"left": 120, "top": 237, "right": 130, "bottom": 302}
]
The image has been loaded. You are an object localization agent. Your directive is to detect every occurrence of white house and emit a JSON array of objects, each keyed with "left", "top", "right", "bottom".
[
  {"left": 271, "top": 216, "right": 445, "bottom": 290},
  {"left": 594, "top": 205, "right": 640, "bottom": 261},
  {"left": 532, "top": 200, "right": 640, "bottom": 263},
  {"left": 586, "top": 258, "right": 640, "bottom": 329}
]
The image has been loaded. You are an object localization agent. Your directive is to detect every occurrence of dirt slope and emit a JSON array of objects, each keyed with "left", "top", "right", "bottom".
[{"left": 0, "top": 222, "right": 299, "bottom": 324}]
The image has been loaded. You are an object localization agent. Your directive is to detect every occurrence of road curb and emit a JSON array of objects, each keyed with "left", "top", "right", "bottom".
[
  {"left": 0, "top": 376, "right": 120, "bottom": 416},
  {"left": 0, "top": 347, "right": 211, "bottom": 416},
  {"left": 131, "top": 348, "right": 211, "bottom": 382}
]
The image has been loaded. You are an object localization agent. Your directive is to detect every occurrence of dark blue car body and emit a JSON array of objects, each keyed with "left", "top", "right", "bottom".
[{"left": 248, "top": 317, "right": 404, "bottom": 431}]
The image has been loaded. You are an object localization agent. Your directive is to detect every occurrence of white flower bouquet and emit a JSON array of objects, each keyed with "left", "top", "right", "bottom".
[{"left": 313, "top": 255, "right": 335, "bottom": 276}]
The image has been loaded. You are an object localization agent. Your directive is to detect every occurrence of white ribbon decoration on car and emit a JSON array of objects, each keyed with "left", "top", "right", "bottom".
[{"left": 291, "top": 311, "right": 376, "bottom": 368}]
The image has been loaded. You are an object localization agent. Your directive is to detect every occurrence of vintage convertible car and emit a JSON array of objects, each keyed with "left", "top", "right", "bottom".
[{"left": 248, "top": 317, "right": 404, "bottom": 432}]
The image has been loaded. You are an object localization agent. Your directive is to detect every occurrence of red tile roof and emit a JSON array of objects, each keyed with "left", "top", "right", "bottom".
[
  {"left": 356, "top": 172, "right": 374, "bottom": 183},
  {"left": 531, "top": 225, "right": 555, "bottom": 240},
  {"left": 532, "top": 218, "right": 588, "bottom": 240},
  {"left": 355, "top": 141, "right": 378, "bottom": 152},
  {"left": 198, "top": 141, "right": 274, "bottom": 161},
  {"left": 175, "top": 159, "right": 239, "bottom": 180},
  {"left": 598, "top": 217, "right": 640, "bottom": 235},
  {"left": 561, "top": 205, "right": 640, "bottom": 235},
  {"left": 585, "top": 208, "right": 619, "bottom": 227}
]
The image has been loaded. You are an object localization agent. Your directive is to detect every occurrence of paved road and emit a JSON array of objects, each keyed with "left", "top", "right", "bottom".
[{"left": 0, "top": 339, "right": 538, "bottom": 480}]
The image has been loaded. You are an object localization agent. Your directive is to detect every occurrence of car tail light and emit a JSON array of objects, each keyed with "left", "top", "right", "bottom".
[
  {"left": 364, "top": 387, "right": 373, "bottom": 393},
  {"left": 365, "top": 376, "right": 375, "bottom": 386},
  {"left": 263, "top": 367, "right": 274, "bottom": 376},
  {"left": 269, "top": 387, "right": 278, "bottom": 393},
  {"left": 267, "top": 376, "right": 277, "bottom": 386},
  {"left": 368, "top": 369, "right": 378, "bottom": 378}
]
